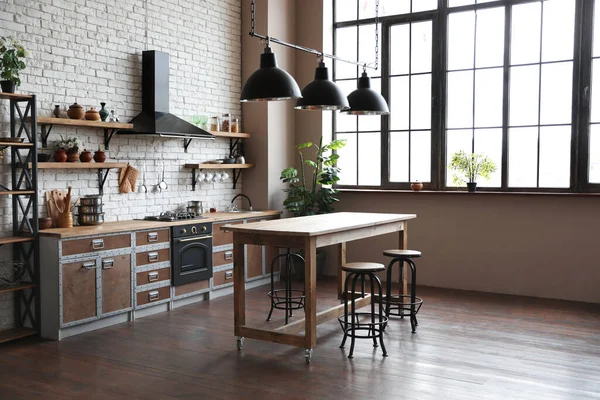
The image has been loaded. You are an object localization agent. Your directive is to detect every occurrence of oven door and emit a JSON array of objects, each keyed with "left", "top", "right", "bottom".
[{"left": 172, "top": 234, "right": 213, "bottom": 286}]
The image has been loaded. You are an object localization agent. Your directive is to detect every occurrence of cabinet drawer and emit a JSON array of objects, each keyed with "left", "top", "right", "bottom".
[
  {"left": 213, "top": 222, "right": 242, "bottom": 247},
  {"left": 136, "top": 248, "right": 170, "bottom": 266},
  {"left": 136, "top": 267, "right": 170, "bottom": 286},
  {"left": 174, "top": 280, "right": 210, "bottom": 296},
  {"left": 213, "top": 269, "right": 234, "bottom": 287},
  {"left": 135, "top": 229, "right": 169, "bottom": 247},
  {"left": 136, "top": 286, "right": 171, "bottom": 306},
  {"left": 62, "top": 234, "right": 131, "bottom": 256},
  {"left": 213, "top": 249, "right": 234, "bottom": 267}
]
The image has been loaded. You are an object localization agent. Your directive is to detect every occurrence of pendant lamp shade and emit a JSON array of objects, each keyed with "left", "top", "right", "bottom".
[
  {"left": 343, "top": 71, "right": 389, "bottom": 115},
  {"left": 240, "top": 46, "right": 302, "bottom": 102},
  {"left": 295, "top": 62, "right": 349, "bottom": 110}
]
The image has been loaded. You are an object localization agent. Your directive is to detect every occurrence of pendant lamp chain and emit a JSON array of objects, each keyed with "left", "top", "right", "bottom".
[
  {"left": 251, "top": 0, "right": 255, "bottom": 36},
  {"left": 374, "top": 0, "right": 379, "bottom": 70}
]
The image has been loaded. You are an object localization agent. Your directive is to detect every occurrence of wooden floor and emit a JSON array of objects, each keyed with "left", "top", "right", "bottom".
[{"left": 1, "top": 279, "right": 599, "bottom": 400}]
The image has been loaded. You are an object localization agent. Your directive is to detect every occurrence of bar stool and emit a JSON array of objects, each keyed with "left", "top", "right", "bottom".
[
  {"left": 383, "top": 249, "right": 423, "bottom": 333},
  {"left": 266, "top": 248, "right": 305, "bottom": 325},
  {"left": 338, "top": 262, "right": 388, "bottom": 358}
]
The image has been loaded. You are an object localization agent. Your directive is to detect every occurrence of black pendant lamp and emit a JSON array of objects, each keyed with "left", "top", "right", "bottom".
[
  {"left": 343, "top": 71, "right": 389, "bottom": 115},
  {"left": 240, "top": 46, "right": 302, "bottom": 102},
  {"left": 295, "top": 61, "right": 349, "bottom": 111}
]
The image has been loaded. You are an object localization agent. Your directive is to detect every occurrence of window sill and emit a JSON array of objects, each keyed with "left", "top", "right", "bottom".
[{"left": 337, "top": 188, "right": 600, "bottom": 197}]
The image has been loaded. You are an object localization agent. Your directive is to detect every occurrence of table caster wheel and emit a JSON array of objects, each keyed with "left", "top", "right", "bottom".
[
  {"left": 304, "top": 348, "right": 313, "bottom": 364},
  {"left": 236, "top": 337, "right": 244, "bottom": 351}
]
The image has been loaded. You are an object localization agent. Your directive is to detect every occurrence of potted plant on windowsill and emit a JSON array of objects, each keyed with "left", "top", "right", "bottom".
[
  {"left": 448, "top": 150, "right": 497, "bottom": 192},
  {"left": 0, "top": 37, "right": 26, "bottom": 94},
  {"left": 280, "top": 137, "right": 346, "bottom": 279}
]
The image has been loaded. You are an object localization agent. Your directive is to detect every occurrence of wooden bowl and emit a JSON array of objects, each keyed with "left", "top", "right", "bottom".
[{"left": 28, "top": 217, "right": 53, "bottom": 230}]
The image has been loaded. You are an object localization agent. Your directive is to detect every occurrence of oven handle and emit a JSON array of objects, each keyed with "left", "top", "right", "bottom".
[{"left": 177, "top": 235, "right": 213, "bottom": 243}]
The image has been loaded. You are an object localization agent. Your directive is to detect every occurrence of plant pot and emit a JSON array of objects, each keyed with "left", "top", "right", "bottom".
[
  {"left": 66, "top": 148, "right": 79, "bottom": 162},
  {"left": 467, "top": 182, "right": 477, "bottom": 192},
  {"left": 291, "top": 250, "right": 327, "bottom": 281},
  {"left": 79, "top": 149, "right": 92, "bottom": 162},
  {"left": 54, "top": 149, "right": 67, "bottom": 162},
  {"left": 0, "top": 80, "right": 16, "bottom": 93}
]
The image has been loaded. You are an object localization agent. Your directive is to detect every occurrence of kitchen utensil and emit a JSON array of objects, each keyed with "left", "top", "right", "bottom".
[
  {"left": 158, "top": 163, "right": 168, "bottom": 192},
  {"left": 46, "top": 189, "right": 68, "bottom": 227},
  {"left": 78, "top": 204, "right": 103, "bottom": 214},
  {"left": 57, "top": 212, "right": 73, "bottom": 228},
  {"left": 204, "top": 172, "right": 213, "bottom": 183},
  {"left": 80, "top": 195, "right": 103, "bottom": 206},
  {"left": 235, "top": 155, "right": 246, "bottom": 164},
  {"left": 221, "top": 171, "right": 229, "bottom": 181},
  {"left": 212, "top": 172, "right": 221, "bottom": 183},
  {"left": 77, "top": 212, "right": 105, "bottom": 225},
  {"left": 70, "top": 197, "right": 80, "bottom": 212},
  {"left": 222, "top": 157, "right": 236, "bottom": 164},
  {"left": 118, "top": 163, "right": 139, "bottom": 193},
  {"left": 64, "top": 187, "right": 72, "bottom": 214},
  {"left": 196, "top": 171, "right": 206, "bottom": 184},
  {"left": 140, "top": 164, "right": 148, "bottom": 193},
  {"left": 26, "top": 217, "right": 53, "bottom": 231}
]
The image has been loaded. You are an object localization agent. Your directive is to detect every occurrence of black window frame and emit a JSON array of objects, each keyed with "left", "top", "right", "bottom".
[{"left": 332, "top": 0, "right": 600, "bottom": 193}]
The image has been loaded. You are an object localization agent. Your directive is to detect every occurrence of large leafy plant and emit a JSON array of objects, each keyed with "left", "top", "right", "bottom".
[
  {"left": 449, "top": 150, "right": 497, "bottom": 185},
  {"left": 280, "top": 137, "right": 346, "bottom": 216},
  {"left": 0, "top": 37, "right": 26, "bottom": 86}
]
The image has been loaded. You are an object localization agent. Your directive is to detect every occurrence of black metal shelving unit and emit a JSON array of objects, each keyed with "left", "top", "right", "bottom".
[{"left": 0, "top": 92, "right": 40, "bottom": 343}]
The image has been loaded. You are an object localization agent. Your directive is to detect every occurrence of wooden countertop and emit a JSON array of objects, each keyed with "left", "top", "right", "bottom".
[{"left": 40, "top": 211, "right": 282, "bottom": 239}]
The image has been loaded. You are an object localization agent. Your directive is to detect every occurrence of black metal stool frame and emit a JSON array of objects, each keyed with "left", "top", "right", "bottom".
[
  {"left": 266, "top": 249, "right": 306, "bottom": 325},
  {"left": 338, "top": 270, "right": 388, "bottom": 358},
  {"left": 385, "top": 257, "right": 423, "bottom": 333}
]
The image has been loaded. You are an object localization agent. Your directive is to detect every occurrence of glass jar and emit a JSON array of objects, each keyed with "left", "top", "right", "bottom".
[
  {"left": 231, "top": 118, "right": 239, "bottom": 133},
  {"left": 210, "top": 116, "right": 219, "bottom": 132},
  {"left": 221, "top": 113, "right": 231, "bottom": 133}
]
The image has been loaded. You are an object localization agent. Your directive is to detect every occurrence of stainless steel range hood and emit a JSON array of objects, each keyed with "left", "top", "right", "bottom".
[{"left": 128, "top": 50, "right": 214, "bottom": 140}]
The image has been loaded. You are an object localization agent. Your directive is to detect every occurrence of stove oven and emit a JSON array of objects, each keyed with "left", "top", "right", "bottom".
[{"left": 171, "top": 222, "right": 213, "bottom": 286}]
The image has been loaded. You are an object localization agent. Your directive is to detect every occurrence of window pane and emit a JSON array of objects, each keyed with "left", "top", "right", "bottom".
[
  {"left": 337, "top": 133, "right": 357, "bottom": 185},
  {"left": 511, "top": 2, "right": 542, "bottom": 65},
  {"left": 412, "top": 0, "right": 437, "bottom": 13},
  {"left": 448, "top": 11, "right": 475, "bottom": 70},
  {"left": 359, "top": 0, "right": 376, "bottom": 19},
  {"left": 391, "top": 24, "right": 410, "bottom": 75},
  {"left": 541, "top": 0, "right": 575, "bottom": 62},
  {"left": 447, "top": 70, "right": 474, "bottom": 129},
  {"left": 411, "top": 21, "right": 432, "bottom": 74},
  {"left": 446, "top": 129, "right": 473, "bottom": 186},
  {"left": 390, "top": 76, "right": 409, "bottom": 130},
  {"left": 411, "top": 131, "right": 431, "bottom": 182},
  {"left": 539, "top": 126, "right": 571, "bottom": 188},
  {"left": 358, "top": 78, "right": 381, "bottom": 131},
  {"left": 359, "top": 24, "right": 380, "bottom": 77},
  {"left": 335, "top": 80, "right": 357, "bottom": 132},
  {"left": 474, "top": 129, "right": 502, "bottom": 187},
  {"left": 390, "top": 131, "right": 409, "bottom": 182},
  {"left": 411, "top": 74, "right": 431, "bottom": 130},
  {"left": 335, "top": 27, "right": 357, "bottom": 80},
  {"left": 475, "top": 68, "right": 503, "bottom": 128},
  {"left": 540, "top": 62, "right": 573, "bottom": 125},
  {"left": 449, "top": 0, "right": 474, "bottom": 7},
  {"left": 475, "top": 7, "right": 505, "bottom": 68},
  {"left": 590, "top": 60, "right": 600, "bottom": 123},
  {"left": 380, "top": 0, "right": 410, "bottom": 16},
  {"left": 509, "top": 127, "right": 538, "bottom": 187},
  {"left": 509, "top": 65, "right": 540, "bottom": 126},
  {"left": 335, "top": 0, "right": 357, "bottom": 22},
  {"left": 358, "top": 132, "right": 381, "bottom": 185},
  {"left": 589, "top": 125, "right": 600, "bottom": 183}
]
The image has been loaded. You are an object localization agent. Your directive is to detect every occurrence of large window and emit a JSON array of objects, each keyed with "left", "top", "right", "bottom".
[{"left": 333, "top": 0, "right": 600, "bottom": 192}]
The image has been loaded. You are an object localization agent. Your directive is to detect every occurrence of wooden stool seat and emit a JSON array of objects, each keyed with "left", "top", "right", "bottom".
[
  {"left": 342, "top": 262, "right": 385, "bottom": 273},
  {"left": 383, "top": 249, "right": 421, "bottom": 258}
]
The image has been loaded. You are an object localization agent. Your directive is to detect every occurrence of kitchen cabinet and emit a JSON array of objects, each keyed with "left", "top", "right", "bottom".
[
  {"left": 61, "top": 258, "right": 98, "bottom": 324},
  {"left": 101, "top": 255, "right": 132, "bottom": 314},
  {"left": 62, "top": 233, "right": 131, "bottom": 256}
]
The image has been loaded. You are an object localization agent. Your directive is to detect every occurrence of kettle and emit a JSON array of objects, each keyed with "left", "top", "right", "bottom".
[{"left": 235, "top": 155, "right": 245, "bottom": 164}]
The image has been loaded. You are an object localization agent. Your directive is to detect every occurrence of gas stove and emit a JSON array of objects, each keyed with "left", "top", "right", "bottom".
[{"left": 143, "top": 211, "right": 206, "bottom": 222}]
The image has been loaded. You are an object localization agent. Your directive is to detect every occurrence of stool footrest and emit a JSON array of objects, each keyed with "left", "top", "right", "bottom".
[
  {"left": 338, "top": 312, "right": 388, "bottom": 339},
  {"left": 385, "top": 295, "right": 423, "bottom": 317},
  {"left": 268, "top": 289, "right": 306, "bottom": 311}
]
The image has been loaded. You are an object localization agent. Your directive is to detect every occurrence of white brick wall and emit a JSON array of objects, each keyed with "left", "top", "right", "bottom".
[{"left": 0, "top": 0, "right": 244, "bottom": 329}]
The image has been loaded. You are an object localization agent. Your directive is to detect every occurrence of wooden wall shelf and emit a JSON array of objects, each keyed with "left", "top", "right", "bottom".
[
  {"left": 35, "top": 117, "right": 133, "bottom": 150},
  {"left": 185, "top": 163, "right": 254, "bottom": 191},
  {"left": 0, "top": 236, "right": 35, "bottom": 246},
  {"left": 0, "top": 92, "right": 33, "bottom": 101},
  {"left": 210, "top": 131, "right": 251, "bottom": 139},
  {"left": 32, "top": 162, "right": 127, "bottom": 195}
]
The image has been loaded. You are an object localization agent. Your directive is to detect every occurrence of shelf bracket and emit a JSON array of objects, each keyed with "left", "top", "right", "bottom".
[
  {"left": 98, "top": 168, "right": 111, "bottom": 195},
  {"left": 184, "top": 138, "right": 193, "bottom": 153},
  {"left": 41, "top": 125, "right": 53, "bottom": 148},
  {"left": 191, "top": 168, "right": 197, "bottom": 191},
  {"left": 104, "top": 129, "right": 119, "bottom": 150},
  {"left": 232, "top": 168, "right": 242, "bottom": 189},
  {"left": 229, "top": 138, "right": 241, "bottom": 157}
]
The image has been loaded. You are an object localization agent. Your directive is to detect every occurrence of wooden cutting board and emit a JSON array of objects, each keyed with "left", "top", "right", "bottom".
[{"left": 45, "top": 189, "right": 68, "bottom": 228}]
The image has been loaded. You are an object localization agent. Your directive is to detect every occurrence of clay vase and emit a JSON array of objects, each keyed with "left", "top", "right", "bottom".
[
  {"left": 85, "top": 107, "right": 100, "bottom": 121},
  {"left": 66, "top": 148, "right": 79, "bottom": 162},
  {"left": 53, "top": 105, "right": 61, "bottom": 118},
  {"left": 99, "top": 102, "right": 109, "bottom": 122},
  {"left": 410, "top": 182, "right": 424, "bottom": 191},
  {"left": 80, "top": 149, "right": 92, "bottom": 162},
  {"left": 67, "top": 103, "right": 84, "bottom": 119},
  {"left": 93, "top": 149, "right": 106, "bottom": 163},
  {"left": 54, "top": 149, "right": 67, "bottom": 162}
]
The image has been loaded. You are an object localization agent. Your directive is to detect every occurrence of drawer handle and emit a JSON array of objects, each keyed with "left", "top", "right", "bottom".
[
  {"left": 225, "top": 270, "right": 233, "bottom": 280},
  {"left": 92, "top": 239, "right": 104, "bottom": 249},
  {"left": 148, "top": 232, "right": 159, "bottom": 242},
  {"left": 102, "top": 259, "right": 114, "bottom": 269},
  {"left": 148, "top": 271, "right": 159, "bottom": 282},
  {"left": 224, "top": 251, "right": 233, "bottom": 260},
  {"left": 148, "top": 252, "right": 159, "bottom": 263},
  {"left": 148, "top": 290, "right": 160, "bottom": 302},
  {"left": 81, "top": 261, "right": 96, "bottom": 270}
]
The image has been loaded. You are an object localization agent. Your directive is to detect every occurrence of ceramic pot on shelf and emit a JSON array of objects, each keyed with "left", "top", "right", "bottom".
[
  {"left": 410, "top": 182, "right": 424, "bottom": 191},
  {"left": 67, "top": 103, "right": 84, "bottom": 119},
  {"left": 66, "top": 148, "right": 79, "bottom": 162},
  {"left": 53, "top": 105, "right": 61, "bottom": 118},
  {"left": 54, "top": 149, "right": 67, "bottom": 162},
  {"left": 80, "top": 149, "right": 92, "bottom": 162},
  {"left": 93, "top": 149, "right": 106, "bottom": 163},
  {"left": 99, "top": 102, "right": 109, "bottom": 122},
  {"left": 85, "top": 107, "right": 100, "bottom": 121}
]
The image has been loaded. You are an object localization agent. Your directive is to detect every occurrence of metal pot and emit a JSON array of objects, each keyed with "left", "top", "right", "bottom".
[
  {"left": 79, "top": 195, "right": 103, "bottom": 206},
  {"left": 77, "top": 212, "right": 105, "bottom": 226},
  {"left": 78, "top": 204, "right": 103, "bottom": 214}
]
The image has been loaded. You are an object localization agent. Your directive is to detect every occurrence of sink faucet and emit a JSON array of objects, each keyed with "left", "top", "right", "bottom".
[{"left": 231, "top": 194, "right": 253, "bottom": 211}]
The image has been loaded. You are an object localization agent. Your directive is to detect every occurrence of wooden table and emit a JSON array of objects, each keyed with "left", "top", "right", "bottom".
[{"left": 224, "top": 212, "right": 417, "bottom": 363}]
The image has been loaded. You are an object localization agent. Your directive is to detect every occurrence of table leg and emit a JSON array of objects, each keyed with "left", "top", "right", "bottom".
[
  {"left": 337, "top": 242, "right": 346, "bottom": 300},
  {"left": 233, "top": 233, "right": 246, "bottom": 338},
  {"left": 304, "top": 236, "right": 317, "bottom": 350},
  {"left": 399, "top": 223, "right": 408, "bottom": 298}
]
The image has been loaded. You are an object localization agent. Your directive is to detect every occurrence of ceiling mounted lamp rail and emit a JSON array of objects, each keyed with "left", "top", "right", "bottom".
[{"left": 241, "top": 0, "right": 389, "bottom": 115}]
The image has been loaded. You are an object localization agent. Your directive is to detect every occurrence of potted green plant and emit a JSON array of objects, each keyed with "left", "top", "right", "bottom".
[
  {"left": 280, "top": 137, "right": 346, "bottom": 279},
  {"left": 448, "top": 150, "right": 497, "bottom": 192},
  {"left": 0, "top": 37, "right": 26, "bottom": 93}
]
